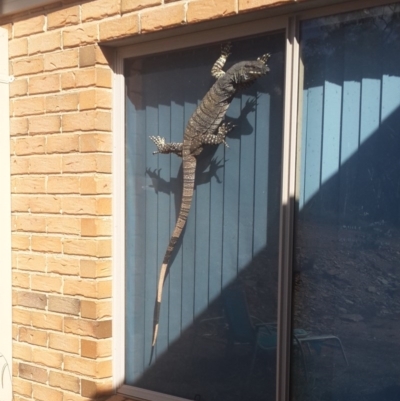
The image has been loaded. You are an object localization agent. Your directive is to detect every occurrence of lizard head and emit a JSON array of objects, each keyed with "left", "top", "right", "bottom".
[{"left": 228, "top": 53, "right": 271, "bottom": 88}]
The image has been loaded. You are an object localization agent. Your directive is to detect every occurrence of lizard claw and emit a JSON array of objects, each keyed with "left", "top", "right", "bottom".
[
  {"left": 221, "top": 42, "right": 232, "bottom": 58},
  {"left": 258, "top": 53, "right": 271, "bottom": 64},
  {"left": 149, "top": 135, "right": 165, "bottom": 154}
]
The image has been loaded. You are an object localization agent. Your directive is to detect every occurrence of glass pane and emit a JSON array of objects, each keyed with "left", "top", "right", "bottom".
[
  {"left": 125, "top": 33, "right": 285, "bottom": 401},
  {"left": 292, "top": 4, "right": 400, "bottom": 400}
]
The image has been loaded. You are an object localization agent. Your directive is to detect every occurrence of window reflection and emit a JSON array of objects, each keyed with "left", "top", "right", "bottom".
[{"left": 292, "top": 4, "right": 400, "bottom": 401}]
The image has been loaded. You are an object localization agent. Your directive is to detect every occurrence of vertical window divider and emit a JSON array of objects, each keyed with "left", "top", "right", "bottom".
[{"left": 276, "top": 15, "right": 300, "bottom": 401}]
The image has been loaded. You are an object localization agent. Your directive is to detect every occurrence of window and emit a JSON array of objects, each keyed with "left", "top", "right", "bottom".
[
  {"left": 124, "top": 33, "right": 285, "bottom": 401},
  {"left": 292, "top": 3, "right": 400, "bottom": 400}
]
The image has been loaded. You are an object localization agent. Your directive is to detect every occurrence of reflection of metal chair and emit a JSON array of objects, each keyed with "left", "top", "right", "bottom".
[{"left": 222, "top": 287, "right": 348, "bottom": 380}]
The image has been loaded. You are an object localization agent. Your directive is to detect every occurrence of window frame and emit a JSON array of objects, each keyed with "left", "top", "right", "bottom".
[{"left": 112, "top": 1, "right": 398, "bottom": 400}]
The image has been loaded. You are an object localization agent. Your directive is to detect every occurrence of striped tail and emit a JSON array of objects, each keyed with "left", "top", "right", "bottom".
[{"left": 149, "top": 155, "right": 197, "bottom": 365}]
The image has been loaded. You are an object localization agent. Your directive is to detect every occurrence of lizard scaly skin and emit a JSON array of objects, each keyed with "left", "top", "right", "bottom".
[{"left": 149, "top": 44, "right": 270, "bottom": 362}]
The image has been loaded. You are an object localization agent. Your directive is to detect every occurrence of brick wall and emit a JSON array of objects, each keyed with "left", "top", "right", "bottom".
[{"left": 2, "top": 0, "right": 309, "bottom": 400}]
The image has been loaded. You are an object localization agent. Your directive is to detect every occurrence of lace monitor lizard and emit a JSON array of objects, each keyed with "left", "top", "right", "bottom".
[{"left": 149, "top": 43, "right": 270, "bottom": 362}]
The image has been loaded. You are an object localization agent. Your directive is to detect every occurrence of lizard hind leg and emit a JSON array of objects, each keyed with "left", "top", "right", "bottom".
[{"left": 201, "top": 122, "right": 235, "bottom": 148}]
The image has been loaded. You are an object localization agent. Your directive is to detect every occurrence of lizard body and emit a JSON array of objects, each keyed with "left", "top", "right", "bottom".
[{"left": 149, "top": 44, "right": 270, "bottom": 361}]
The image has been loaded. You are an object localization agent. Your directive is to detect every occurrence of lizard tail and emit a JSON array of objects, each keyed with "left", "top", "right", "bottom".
[{"left": 149, "top": 155, "right": 197, "bottom": 365}]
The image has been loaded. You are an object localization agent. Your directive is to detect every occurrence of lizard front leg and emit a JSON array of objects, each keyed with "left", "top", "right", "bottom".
[
  {"left": 201, "top": 122, "right": 235, "bottom": 147},
  {"left": 211, "top": 42, "right": 232, "bottom": 79},
  {"left": 149, "top": 136, "right": 183, "bottom": 157}
]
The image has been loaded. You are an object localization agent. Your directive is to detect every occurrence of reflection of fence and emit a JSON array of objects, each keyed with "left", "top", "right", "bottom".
[{"left": 0, "top": 353, "right": 12, "bottom": 401}]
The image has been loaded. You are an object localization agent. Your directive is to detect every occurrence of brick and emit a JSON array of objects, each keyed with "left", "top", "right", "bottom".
[
  {"left": 15, "top": 291, "right": 47, "bottom": 310},
  {"left": 44, "top": 49, "right": 79, "bottom": 71},
  {"left": 63, "top": 24, "right": 98, "bottom": 48},
  {"left": 81, "top": 0, "right": 120, "bottom": 22},
  {"left": 29, "top": 74, "right": 60, "bottom": 95},
  {"left": 81, "top": 378, "right": 113, "bottom": 397},
  {"left": 13, "top": 308, "right": 32, "bottom": 325},
  {"left": 31, "top": 235, "right": 62, "bottom": 253},
  {"left": 13, "top": 271, "right": 30, "bottom": 289},
  {"left": 28, "top": 155, "right": 61, "bottom": 174},
  {"left": 10, "top": 78, "right": 28, "bottom": 97},
  {"left": 81, "top": 217, "right": 111, "bottom": 236},
  {"left": 80, "top": 259, "right": 111, "bottom": 278},
  {"left": 141, "top": 4, "right": 185, "bottom": 32},
  {"left": 80, "top": 175, "right": 111, "bottom": 195},
  {"left": 48, "top": 5, "right": 80, "bottom": 30},
  {"left": 31, "top": 275, "right": 62, "bottom": 293},
  {"left": 46, "top": 93, "right": 79, "bottom": 113},
  {"left": 19, "top": 327, "right": 47, "bottom": 346},
  {"left": 79, "top": 45, "right": 96, "bottom": 68},
  {"left": 62, "top": 110, "right": 111, "bottom": 132},
  {"left": 13, "top": 96, "right": 45, "bottom": 117},
  {"left": 64, "top": 318, "right": 112, "bottom": 339},
  {"left": 12, "top": 176, "right": 46, "bottom": 194},
  {"left": 61, "top": 71, "right": 76, "bottom": 89},
  {"left": 49, "top": 332, "right": 79, "bottom": 354},
  {"left": 79, "top": 89, "right": 112, "bottom": 110},
  {"left": 32, "top": 383, "right": 63, "bottom": 401},
  {"left": 14, "top": 16, "right": 45, "bottom": 38},
  {"left": 47, "top": 176, "right": 80, "bottom": 194},
  {"left": 19, "top": 363, "right": 48, "bottom": 384},
  {"left": 80, "top": 133, "right": 112, "bottom": 153},
  {"left": 65, "top": 280, "right": 112, "bottom": 300},
  {"left": 11, "top": 118, "right": 29, "bottom": 136},
  {"left": 81, "top": 300, "right": 111, "bottom": 319},
  {"left": 47, "top": 216, "right": 80, "bottom": 235},
  {"left": 30, "top": 195, "right": 61, "bottom": 213},
  {"left": 99, "top": 14, "right": 139, "bottom": 41},
  {"left": 13, "top": 215, "right": 46, "bottom": 232},
  {"left": 187, "top": 0, "right": 236, "bottom": 23},
  {"left": 47, "top": 255, "right": 79, "bottom": 275},
  {"left": 49, "top": 371, "right": 80, "bottom": 393},
  {"left": 99, "top": 198, "right": 115, "bottom": 215},
  {"left": 11, "top": 157, "right": 29, "bottom": 175},
  {"left": 62, "top": 154, "right": 112, "bottom": 173},
  {"left": 11, "top": 233, "right": 30, "bottom": 250},
  {"left": 17, "top": 253, "right": 46, "bottom": 272},
  {"left": 76, "top": 68, "right": 96, "bottom": 87},
  {"left": 239, "top": 0, "right": 291, "bottom": 11},
  {"left": 96, "top": 68, "right": 112, "bottom": 88},
  {"left": 29, "top": 31, "right": 61, "bottom": 54},
  {"left": 121, "top": 0, "right": 161, "bottom": 13},
  {"left": 30, "top": 311, "right": 63, "bottom": 331},
  {"left": 64, "top": 355, "right": 112, "bottom": 378},
  {"left": 32, "top": 348, "right": 63, "bottom": 369},
  {"left": 61, "top": 196, "right": 97, "bottom": 215},
  {"left": 29, "top": 115, "right": 61, "bottom": 134},
  {"left": 9, "top": 37, "right": 27, "bottom": 59},
  {"left": 81, "top": 338, "right": 111, "bottom": 359},
  {"left": 63, "top": 393, "right": 93, "bottom": 401},
  {"left": 14, "top": 136, "right": 45, "bottom": 155},
  {"left": 63, "top": 238, "right": 111, "bottom": 257},
  {"left": 13, "top": 377, "right": 32, "bottom": 397},
  {"left": 11, "top": 195, "right": 30, "bottom": 212},
  {"left": 12, "top": 57, "right": 44, "bottom": 77},
  {"left": 48, "top": 295, "right": 80, "bottom": 315},
  {"left": 47, "top": 134, "right": 79, "bottom": 153},
  {"left": 13, "top": 342, "right": 33, "bottom": 362}
]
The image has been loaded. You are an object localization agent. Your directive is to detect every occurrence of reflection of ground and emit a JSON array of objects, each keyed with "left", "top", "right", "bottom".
[
  {"left": 292, "top": 219, "right": 400, "bottom": 401},
  {"left": 135, "top": 321, "right": 277, "bottom": 401}
]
